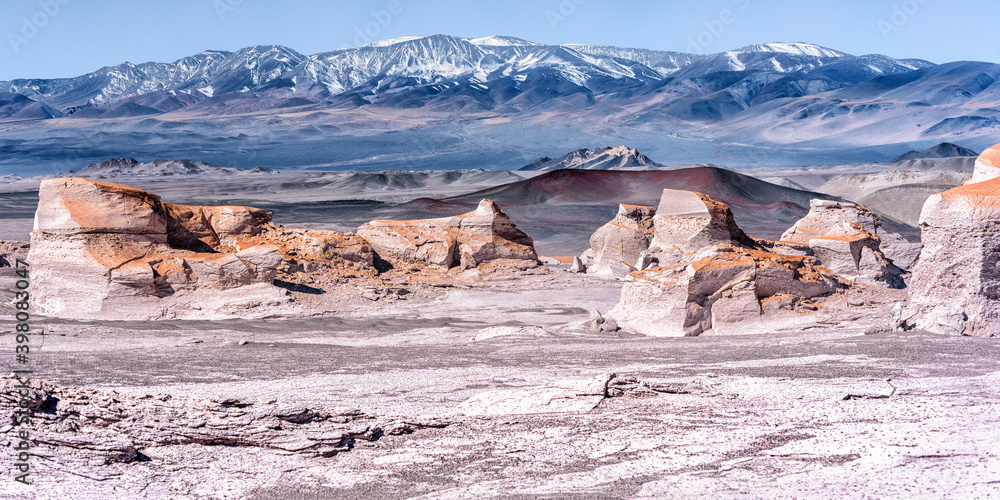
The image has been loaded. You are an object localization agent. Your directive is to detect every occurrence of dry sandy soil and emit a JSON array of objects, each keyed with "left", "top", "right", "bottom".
[{"left": 1, "top": 263, "right": 999, "bottom": 499}]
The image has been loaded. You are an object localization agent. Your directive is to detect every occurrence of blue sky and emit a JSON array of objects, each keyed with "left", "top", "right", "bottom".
[{"left": 2, "top": 0, "right": 998, "bottom": 80}]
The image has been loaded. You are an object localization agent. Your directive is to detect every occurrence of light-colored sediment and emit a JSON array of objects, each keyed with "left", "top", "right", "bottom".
[
  {"left": 357, "top": 199, "right": 538, "bottom": 270},
  {"left": 907, "top": 175, "right": 1000, "bottom": 337}
]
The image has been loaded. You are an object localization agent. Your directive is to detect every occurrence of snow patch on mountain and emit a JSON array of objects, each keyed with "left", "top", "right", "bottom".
[{"left": 518, "top": 146, "right": 666, "bottom": 171}]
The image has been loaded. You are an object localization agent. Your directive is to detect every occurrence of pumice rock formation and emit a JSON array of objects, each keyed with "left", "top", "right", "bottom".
[
  {"left": 780, "top": 199, "right": 920, "bottom": 277},
  {"left": 646, "top": 189, "right": 759, "bottom": 259},
  {"left": 581, "top": 204, "right": 656, "bottom": 278},
  {"left": 610, "top": 245, "right": 840, "bottom": 337},
  {"left": 357, "top": 199, "right": 538, "bottom": 270},
  {"left": 28, "top": 178, "right": 375, "bottom": 320},
  {"left": 580, "top": 190, "right": 759, "bottom": 279},
  {"left": 908, "top": 146, "right": 1000, "bottom": 337},
  {"left": 805, "top": 222, "right": 905, "bottom": 289},
  {"left": 607, "top": 190, "right": 842, "bottom": 337},
  {"left": 967, "top": 143, "right": 1000, "bottom": 185}
]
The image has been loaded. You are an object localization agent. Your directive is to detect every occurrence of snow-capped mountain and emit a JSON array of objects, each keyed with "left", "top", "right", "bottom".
[
  {"left": 2, "top": 35, "right": 999, "bottom": 171},
  {"left": 519, "top": 146, "right": 665, "bottom": 171},
  {"left": 0, "top": 36, "right": 934, "bottom": 118}
]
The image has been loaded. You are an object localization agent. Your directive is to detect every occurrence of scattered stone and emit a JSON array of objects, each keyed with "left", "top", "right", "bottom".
[{"left": 570, "top": 256, "right": 587, "bottom": 273}]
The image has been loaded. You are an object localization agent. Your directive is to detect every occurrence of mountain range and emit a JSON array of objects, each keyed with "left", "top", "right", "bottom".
[
  {"left": 0, "top": 37, "right": 938, "bottom": 119},
  {"left": 1, "top": 35, "right": 997, "bottom": 174}
]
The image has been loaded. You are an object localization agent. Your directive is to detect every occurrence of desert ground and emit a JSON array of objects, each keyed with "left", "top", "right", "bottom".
[
  {"left": 1, "top": 266, "right": 999, "bottom": 499},
  {"left": 2, "top": 154, "right": 1000, "bottom": 500}
]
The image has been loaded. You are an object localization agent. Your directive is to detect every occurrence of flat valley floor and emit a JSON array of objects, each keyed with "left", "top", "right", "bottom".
[{"left": 2, "top": 267, "right": 999, "bottom": 499}]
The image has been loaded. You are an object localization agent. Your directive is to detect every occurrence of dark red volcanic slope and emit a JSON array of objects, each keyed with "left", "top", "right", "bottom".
[
  {"left": 394, "top": 166, "right": 921, "bottom": 243},
  {"left": 439, "top": 167, "right": 831, "bottom": 210}
]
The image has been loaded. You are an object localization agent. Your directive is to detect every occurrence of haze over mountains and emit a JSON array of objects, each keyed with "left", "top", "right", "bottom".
[{"left": 1, "top": 35, "right": 998, "bottom": 174}]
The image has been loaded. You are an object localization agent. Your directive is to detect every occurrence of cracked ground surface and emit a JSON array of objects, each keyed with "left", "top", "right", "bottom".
[{"left": 1, "top": 268, "right": 999, "bottom": 499}]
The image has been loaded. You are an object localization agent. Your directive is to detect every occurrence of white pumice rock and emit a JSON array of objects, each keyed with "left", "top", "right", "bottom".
[
  {"left": 907, "top": 173, "right": 1000, "bottom": 337},
  {"left": 357, "top": 199, "right": 537, "bottom": 270}
]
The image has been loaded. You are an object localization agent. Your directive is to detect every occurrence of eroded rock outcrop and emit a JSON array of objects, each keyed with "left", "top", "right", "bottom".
[
  {"left": 581, "top": 204, "right": 656, "bottom": 277},
  {"left": 610, "top": 245, "right": 840, "bottom": 337},
  {"left": 781, "top": 199, "right": 919, "bottom": 277},
  {"left": 580, "top": 190, "right": 759, "bottom": 279},
  {"left": 907, "top": 176, "right": 1000, "bottom": 336},
  {"left": 603, "top": 190, "right": 846, "bottom": 337},
  {"left": 967, "top": 143, "right": 1000, "bottom": 185},
  {"left": 357, "top": 199, "right": 538, "bottom": 270},
  {"left": 646, "top": 189, "right": 758, "bottom": 260},
  {"left": 807, "top": 222, "right": 905, "bottom": 289},
  {"left": 28, "top": 178, "right": 375, "bottom": 320}
]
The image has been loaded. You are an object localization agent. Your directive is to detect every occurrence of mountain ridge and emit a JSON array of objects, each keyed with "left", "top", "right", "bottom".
[{"left": 1, "top": 36, "right": 936, "bottom": 118}]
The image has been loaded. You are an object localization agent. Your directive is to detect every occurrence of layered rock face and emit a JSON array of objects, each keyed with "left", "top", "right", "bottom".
[
  {"left": 582, "top": 204, "right": 656, "bottom": 277},
  {"left": 28, "top": 178, "right": 374, "bottom": 320},
  {"left": 607, "top": 190, "right": 842, "bottom": 337},
  {"left": 357, "top": 199, "right": 538, "bottom": 270},
  {"left": 908, "top": 175, "right": 1000, "bottom": 337},
  {"left": 967, "top": 143, "right": 1000, "bottom": 185},
  {"left": 780, "top": 199, "right": 915, "bottom": 285},
  {"left": 610, "top": 245, "right": 839, "bottom": 337},
  {"left": 580, "top": 190, "right": 758, "bottom": 279},
  {"left": 647, "top": 189, "right": 758, "bottom": 259}
]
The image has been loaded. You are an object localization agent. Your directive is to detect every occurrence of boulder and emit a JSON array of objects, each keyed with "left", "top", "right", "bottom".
[
  {"left": 781, "top": 199, "right": 921, "bottom": 271},
  {"left": 808, "top": 222, "right": 904, "bottom": 288},
  {"left": 907, "top": 176, "right": 1000, "bottom": 336},
  {"left": 609, "top": 245, "right": 839, "bottom": 337},
  {"left": 357, "top": 199, "right": 537, "bottom": 270},
  {"left": 647, "top": 189, "right": 758, "bottom": 260},
  {"left": 966, "top": 143, "right": 1000, "bottom": 185},
  {"left": 584, "top": 204, "right": 656, "bottom": 278},
  {"left": 28, "top": 178, "right": 375, "bottom": 320}
]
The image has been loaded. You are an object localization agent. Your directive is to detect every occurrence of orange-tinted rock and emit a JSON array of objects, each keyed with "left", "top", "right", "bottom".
[
  {"left": 967, "top": 143, "right": 1000, "bottom": 185},
  {"left": 583, "top": 204, "right": 656, "bottom": 278},
  {"left": 907, "top": 175, "right": 1000, "bottom": 336},
  {"left": 165, "top": 204, "right": 273, "bottom": 253},
  {"left": 28, "top": 178, "right": 374, "bottom": 320},
  {"left": 33, "top": 178, "right": 167, "bottom": 235},
  {"left": 609, "top": 245, "right": 840, "bottom": 337},
  {"left": 808, "top": 222, "right": 904, "bottom": 288},
  {"left": 357, "top": 199, "right": 537, "bottom": 270},
  {"left": 781, "top": 199, "right": 921, "bottom": 272},
  {"left": 648, "top": 189, "right": 757, "bottom": 258}
]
